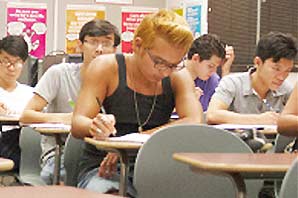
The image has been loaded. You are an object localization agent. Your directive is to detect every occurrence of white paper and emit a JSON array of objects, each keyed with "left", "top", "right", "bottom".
[
  {"left": 213, "top": 124, "right": 277, "bottom": 131},
  {"left": 24, "top": 123, "right": 71, "bottom": 131},
  {"left": 108, "top": 133, "right": 150, "bottom": 143}
]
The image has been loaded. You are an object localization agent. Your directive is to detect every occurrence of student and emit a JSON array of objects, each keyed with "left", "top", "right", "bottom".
[
  {"left": 0, "top": 35, "right": 33, "bottom": 170},
  {"left": 277, "top": 83, "right": 298, "bottom": 136},
  {"left": 207, "top": 32, "right": 297, "bottom": 125},
  {"left": 20, "top": 19, "right": 120, "bottom": 184},
  {"left": 71, "top": 9, "right": 202, "bottom": 194},
  {"left": 185, "top": 34, "right": 235, "bottom": 111}
]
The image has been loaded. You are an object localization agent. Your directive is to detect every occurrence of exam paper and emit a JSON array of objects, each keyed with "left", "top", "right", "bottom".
[
  {"left": 108, "top": 133, "right": 150, "bottom": 143},
  {"left": 213, "top": 124, "right": 277, "bottom": 131},
  {"left": 24, "top": 123, "right": 71, "bottom": 131}
]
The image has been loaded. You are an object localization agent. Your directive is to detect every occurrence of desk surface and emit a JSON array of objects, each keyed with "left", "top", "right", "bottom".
[
  {"left": 0, "top": 186, "right": 124, "bottom": 198},
  {"left": 34, "top": 127, "right": 70, "bottom": 134},
  {"left": 0, "top": 115, "right": 19, "bottom": 121},
  {"left": 173, "top": 153, "right": 298, "bottom": 173},
  {"left": 85, "top": 137, "right": 143, "bottom": 150},
  {"left": 0, "top": 158, "right": 14, "bottom": 171}
]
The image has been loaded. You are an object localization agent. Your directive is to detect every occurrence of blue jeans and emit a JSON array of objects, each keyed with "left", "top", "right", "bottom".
[
  {"left": 40, "top": 155, "right": 66, "bottom": 185},
  {"left": 78, "top": 168, "right": 136, "bottom": 196}
]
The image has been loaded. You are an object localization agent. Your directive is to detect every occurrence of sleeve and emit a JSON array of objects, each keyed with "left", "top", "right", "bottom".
[
  {"left": 212, "top": 75, "right": 237, "bottom": 106},
  {"left": 34, "top": 64, "right": 62, "bottom": 104}
]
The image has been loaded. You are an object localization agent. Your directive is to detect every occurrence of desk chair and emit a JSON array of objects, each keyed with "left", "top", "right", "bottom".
[
  {"left": 64, "top": 134, "right": 84, "bottom": 186},
  {"left": 270, "top": 134, "right": 297, "bottom": 196},
  {"left": 39, "top": 51, "right": 69, "bottom": 80},
  {"left": 133, "top": 124, "right": 263, "bottom": 198},
  {"left": 273, "top": 134, "right": 296, "bottom": 153},
  {"left": 18, "top": 127, "right": 46, "bottom": 185},
  {"left": 279, "top": 157, "right": 298, "bottom": 198}
]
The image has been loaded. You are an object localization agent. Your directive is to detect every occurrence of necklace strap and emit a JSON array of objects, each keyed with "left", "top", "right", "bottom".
[{"left": 133, "top": 88, "right": 158, "bottom": 132}]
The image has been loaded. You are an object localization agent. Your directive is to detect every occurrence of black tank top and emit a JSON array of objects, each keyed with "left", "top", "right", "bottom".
[
  {"left": 103, "top": 53, "right": 175, "bottom": 135},
  {"left": 78, "top": 53, "right": 175, "bottom": 179}
]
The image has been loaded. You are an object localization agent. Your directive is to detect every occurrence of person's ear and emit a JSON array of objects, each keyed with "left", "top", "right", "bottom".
[
  {"left": 133, "top": 37, "right": 143, "bottom": 52},
  {"left": 192, "top": 53, "right": 200, "bottom": 62},
  {"left": 254, "top": 56, "right": 263, "bottom": 68},
  {"left": 76, "top": 39, "right": 83, "bottom": 54}
]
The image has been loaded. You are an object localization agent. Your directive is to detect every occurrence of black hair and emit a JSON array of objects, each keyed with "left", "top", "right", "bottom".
[
  {"left": 256, "top": 32, "right": 297, "bottom": 63},
  {"left": 79, "top": 19, "right": 121, "bottom": 47},
  {"left": 0, "top": 35, "right": 28, "bottom": 61},
  {"left": 187, "top": 34, "right": 225, "bottom": 61}
]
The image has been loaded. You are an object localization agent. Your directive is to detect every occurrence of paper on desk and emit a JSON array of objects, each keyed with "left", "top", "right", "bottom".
[
  {"left": 0, "top": 113, "right": 20, "bottom": 118},
  {"left": 108, "top": 133, "right": 150, "bottom": 143},
  {"left": 24, "top": 123, "right": 71, "bottom": 131},
  {"left": 213, "top": 124, "right": 277, "bottom": 130}
]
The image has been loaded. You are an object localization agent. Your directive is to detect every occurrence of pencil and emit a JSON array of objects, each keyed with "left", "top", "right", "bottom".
[{"left": 96, "top": 97, "right": 116, "bottom": 136}]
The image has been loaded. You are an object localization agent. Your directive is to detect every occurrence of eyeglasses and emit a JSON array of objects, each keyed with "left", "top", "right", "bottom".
[
  {"left": 146, "top": 49, "right": 186, "bottom": 71},
  {"left": 83, "top": 39, "right": 114, "bottom": 49},
  {"left": 0, "top": 58, "right": 23, "bottom": 68}
]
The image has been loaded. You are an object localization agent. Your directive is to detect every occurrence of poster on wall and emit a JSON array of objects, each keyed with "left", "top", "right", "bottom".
[
  {"left": 6, "top": 2, "right": 47, "bottom": 59},
  {"left": 66, "top": 4, "right": 105, "bottom": 54},
  {"left": 166, "top": 0, "right": 208, "bottom": 37},
  {"left": 121, "top": 7, "right": 158, "bottom": 53},
  {"left": 185, "top": 4, "right": 201, "bottom": 38},
  {"left": 184, "top": 0, "right": 208, "bottom": 38},
  {"left": 166, "top": 0, "right": 184, "bottom": 16},
  {"left": 95, "top": 0, "right": 132, "bottom": 5}
]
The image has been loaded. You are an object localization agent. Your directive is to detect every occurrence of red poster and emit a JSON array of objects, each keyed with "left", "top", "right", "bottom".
[{"left": 121, "top": 7, "right": 157, "bottom": 53}]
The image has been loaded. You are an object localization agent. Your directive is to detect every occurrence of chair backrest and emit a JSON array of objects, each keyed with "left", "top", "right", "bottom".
[
  {"left": 64, "top": 134, "right": 84, "bottom": 186},
  {"left": 19, "top": 127, "right": 46, "bottom": 185},
  {"left": 274, "top": 134, "right": 296, "bottom": 153},
  {"left": 279, "top": 157, "right": 298, "bottom": 198},
  {"left": 39, "top": 50, "right": 69, "bottom": 79},
  {"left": 133, "top": 124, "right": 262, "bottom": 198}
]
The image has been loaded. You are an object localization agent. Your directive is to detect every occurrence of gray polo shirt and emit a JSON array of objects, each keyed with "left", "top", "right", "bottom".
[{"left": 212, "top": 70, "right": 293, "bottom": 114}]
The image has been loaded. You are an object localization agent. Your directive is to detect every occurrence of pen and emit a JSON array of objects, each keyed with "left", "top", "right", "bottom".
[{"left": 96, "top": 97, "right": 116, "bottom": 136}]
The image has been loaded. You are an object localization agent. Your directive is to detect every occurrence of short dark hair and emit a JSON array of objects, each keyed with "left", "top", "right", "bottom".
[
  {"left": 79, "top": 19, "right": 121, "bottom": 47},
  {"left": 256, "top": 32, "right": 298, "bottom": 63},
  {"left": 187, "top": 34, "right": 225, "bottom": 61},
  {"left": 0, "top": 35, "right": 28, "bottom": 62}
]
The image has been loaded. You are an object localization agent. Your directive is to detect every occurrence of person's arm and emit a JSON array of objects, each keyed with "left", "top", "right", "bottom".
[
  {"left": 206, "top": 75, "right": 278, "bottom": 125},
  {"left": 221, "top": 45, "right": 235, "bottom": 77},
  {"left": 206, "top": 97, "right": 279, "bottom": 124},
  {"left": 71, "top": 55, "right": 116, "bottom": 139},
  {"left": 277, "top": 84, "right": 298, "bottom": 136},
  {"left": 20, "top": 94, "right": 72, "bottom": 124}
]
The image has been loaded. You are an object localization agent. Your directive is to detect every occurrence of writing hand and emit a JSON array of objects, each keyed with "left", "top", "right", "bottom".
[
  {"left": 0, "top": 102, "right": 9, "bottom": 115},
  {"left": 195, "top": 87, "right": 204, "bottom": 98},
  {"left": 258, "top": 111, "right": 279, "bottom": 124},
  {"left": 89, "top": 113, "right": 117, "bottom": 140}
]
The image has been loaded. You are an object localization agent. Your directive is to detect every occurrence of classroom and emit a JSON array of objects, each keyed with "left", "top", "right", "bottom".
[{"left": 0, "top": 0, "right": 297, "bottom": 197}]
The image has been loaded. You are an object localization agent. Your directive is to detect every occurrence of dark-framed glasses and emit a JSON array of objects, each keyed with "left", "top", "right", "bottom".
[
  {"left": 83, "top": 39, "right": 114, "bottom": 49},
  {"left": 0, "top": 58, "right": 23, "bottom": 68},
  {"left": 146, "top": 49, "right": 186, "bottom": 71}
]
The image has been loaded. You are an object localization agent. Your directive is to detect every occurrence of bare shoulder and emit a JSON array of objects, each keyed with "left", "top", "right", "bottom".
[
  {"left": 89, "top": 54, "right": 117, "bottom": 74},
  {"left": 170, "top": 68, "right": 193, "bottom": 88}
]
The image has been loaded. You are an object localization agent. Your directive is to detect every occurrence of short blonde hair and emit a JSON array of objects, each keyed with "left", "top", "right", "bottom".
[{"left": 132, "top": 9, "right": 193, "bottom": 53}]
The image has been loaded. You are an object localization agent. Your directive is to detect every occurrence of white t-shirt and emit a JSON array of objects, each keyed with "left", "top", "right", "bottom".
[
  {"left": 34, "top": 62, "right": 81, "bottom": 165},
  {"left": 0, "top": 82, "right": 33, "bottom": 131}
]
